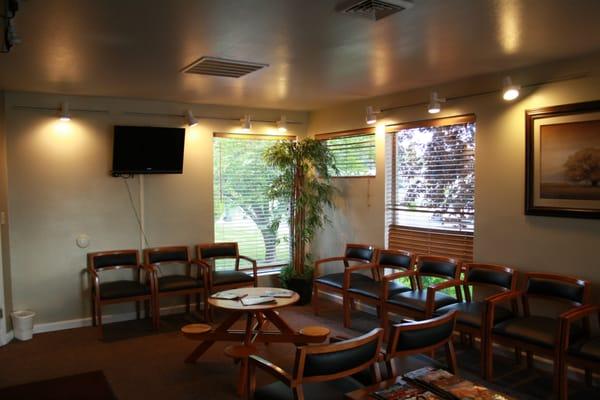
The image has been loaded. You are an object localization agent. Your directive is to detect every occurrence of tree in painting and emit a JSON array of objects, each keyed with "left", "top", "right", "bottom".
[{"left": 564, "top": 147, "right": 600, "bottom": 187}]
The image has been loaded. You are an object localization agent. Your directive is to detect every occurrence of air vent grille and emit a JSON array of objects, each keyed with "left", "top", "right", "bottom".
[
  {"left": 338, "top": 0, "right": 413, "bottom": 21},
  {"left": 182, "top": 57, "right": 268, "bottom": 78}
]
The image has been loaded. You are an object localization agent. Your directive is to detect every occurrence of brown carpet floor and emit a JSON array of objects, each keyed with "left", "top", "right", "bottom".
[{"left": 0, "top": 299, "right": 598, "bottom": 399}]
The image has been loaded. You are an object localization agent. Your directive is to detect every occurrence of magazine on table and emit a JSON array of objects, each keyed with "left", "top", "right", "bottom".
[
  {"left": 210, "top": 291, "right": 246, "bottom": 300},
  {"left": 404, "top": 367, "right": 514, "bottom": 400},
  {"left": 241, "top": 296, "right": 277, "bottom": 306},
  {"left": 370, "top": 378, "right": 440, "bottom": 400},
  {"left": 261, "top": 289, "right": 294, "bottom": 298}
]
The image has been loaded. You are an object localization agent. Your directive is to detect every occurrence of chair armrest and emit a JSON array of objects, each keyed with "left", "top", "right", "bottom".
[
  {"left": 483, "top": 290, "right": 522, "bottom": 333},
  {"left": 313, "top": 256, "right": 347, "bottom": 279},
  {"left": 190, "top": 259, "right": 211, "bottom": 281},
  {"left": 382, "top": 269, "right": 416, "bottom": 282},
  {"left": 559, "top": 304, "right": 599, "bottom": 349},
  {"left": 425, "top": 279, "right": 462, "bottom": 316},
  {"left": 238, "top": 255, "right": 258, "bottom": 283},
  {"left": 344, "top": 263, "right": 378, "bottom": 289},
  {"left": 248, "top": 355, "right": 292, "bottom": 385},
  {"left": 382, "top": 270, "right": 416, "bottom": 299}
]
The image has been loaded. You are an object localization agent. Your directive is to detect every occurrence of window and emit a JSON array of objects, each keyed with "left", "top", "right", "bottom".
[
  {"left": 385, "top": 116, "right": 476, "bottom": 262},
  {"left": 213, "top": 133, "right": 292, "bottom": 270},
  {"left": 317, "top": 130, "right": 376, "bottom": 177}
]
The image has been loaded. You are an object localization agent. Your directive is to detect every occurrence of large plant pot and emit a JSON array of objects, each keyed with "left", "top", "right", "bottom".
[{"left": 285, "top": 278, "right": 313, "bottom": 306}]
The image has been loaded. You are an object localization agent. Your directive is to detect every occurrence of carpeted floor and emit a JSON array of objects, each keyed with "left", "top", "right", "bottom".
[{"left": 0, "top": 298, "right": 598, "bottom": 399}]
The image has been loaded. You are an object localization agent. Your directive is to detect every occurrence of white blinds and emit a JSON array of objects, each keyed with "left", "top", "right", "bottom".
[
  {"left": 213, "top": 135, "right": 292, "bottom": 269},
  {"left": 323, "top": 134, "right": 376, "bottom": 177}
]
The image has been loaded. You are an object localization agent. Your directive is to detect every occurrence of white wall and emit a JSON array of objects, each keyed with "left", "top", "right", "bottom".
[
  {"left": 307, "top": 53, "right": 600, "bottom": 302},
  {"left": 3, "top": 91, "right": 307, "bottom": 324}
]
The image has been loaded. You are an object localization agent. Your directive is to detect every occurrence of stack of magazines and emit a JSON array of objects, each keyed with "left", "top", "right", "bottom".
[{"left": 370, "top": 367, "right": 513, "bottom": 400}]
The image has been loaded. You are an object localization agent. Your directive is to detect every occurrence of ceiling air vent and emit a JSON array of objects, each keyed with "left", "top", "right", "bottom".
[
  {"left": 182, "top": 56, "right": 268, "bottom": 78},
  {"left": 337, "top": 0, "right": 413, "bottom": 21}
]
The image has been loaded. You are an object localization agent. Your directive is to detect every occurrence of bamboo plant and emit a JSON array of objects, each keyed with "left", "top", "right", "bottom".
[{"left": 264, "top": 137, "right": 338, "bottom": 279}]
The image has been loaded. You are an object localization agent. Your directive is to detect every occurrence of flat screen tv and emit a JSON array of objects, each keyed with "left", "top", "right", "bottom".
[{"left": 112, "top": 125, "right": 185, "bottom": 175}]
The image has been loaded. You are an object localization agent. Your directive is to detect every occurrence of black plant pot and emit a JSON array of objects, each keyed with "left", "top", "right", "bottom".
[{"left": 285, "top": 278, "right": 313, "bottom": 306}]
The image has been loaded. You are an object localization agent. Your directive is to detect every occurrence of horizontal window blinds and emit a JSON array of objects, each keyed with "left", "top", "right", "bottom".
[
  {"left": 385, "top": 117, "right": 475, "bottom": 262},
  {"left": 213, "top": 135, "right": 292, "bottom": 270},
  {"left": 317, "top": 130, "right": 376, "bottom": 177}
]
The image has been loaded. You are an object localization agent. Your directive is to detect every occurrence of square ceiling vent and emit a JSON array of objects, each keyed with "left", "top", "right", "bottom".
[
  {"left": 337, "top": 0, "right": 414, "bottom": 21},
  {"left": 182, "top": 56, "right": 269, "bottom": 78}
]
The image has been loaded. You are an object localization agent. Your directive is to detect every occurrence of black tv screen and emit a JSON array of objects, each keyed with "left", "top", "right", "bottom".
[{"left": 112, "top": 126, "right": 185, "bottom": 174}]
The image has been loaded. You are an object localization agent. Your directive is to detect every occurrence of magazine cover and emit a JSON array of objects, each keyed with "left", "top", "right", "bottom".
[{"left": 370, "top": 378, "right": 440, "bottom": 400}]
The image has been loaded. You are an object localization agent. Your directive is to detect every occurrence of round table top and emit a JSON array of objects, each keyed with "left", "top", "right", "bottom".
[{"left": 208, "top": 287, "right": 299, "bottom": 311}]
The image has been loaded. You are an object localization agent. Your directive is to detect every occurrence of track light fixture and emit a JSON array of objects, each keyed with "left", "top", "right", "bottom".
[
  {"left": 185, "top": 109, "right": 198, "bottom": 127},
  {"left": 240, "top": 114, "right": 252, "bottom": 132},
  {"left": 427, "top": 91, "right": 445, "bottom": 114},
  {"left": 365, "top": 106, "right": 380, "bottom": 125},
  {"left": 276, "top": 115, "right": 288, "bottom": 132},
  {"left": 502, "top": 76, "right": 520, "bottom": 101},
  {"left": 59, "top": 101, "right": 71, "bottom": 121}
]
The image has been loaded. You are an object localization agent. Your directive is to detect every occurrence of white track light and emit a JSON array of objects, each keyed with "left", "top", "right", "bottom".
[
  {"left": 365, "top": 106, "right": 380, "bottom": 125},
  {"left": 185, "top": 110, "right": 198, "bottom": 127},
  {"left": 502, "top": 76, "right": 520, "bottom": 101},
  {"left": 427, "top": 92, "right": 445, "bottom": 114},
  {"left": 277, "top": 115, "right": 287, "bottom": 132},
  {"left": 240, "top": 114, "right": 252, "bottom": 132},
  {"left": 59, "top": 101, "right": 71, "bottom": 121}
]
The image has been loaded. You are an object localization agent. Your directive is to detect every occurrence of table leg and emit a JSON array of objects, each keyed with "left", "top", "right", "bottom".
[
  {"left": 262, "top": 310, "right": 295, "bottom": 335},
  {"left": 185, "top": 311, "right": 243, "bottom": 363}
]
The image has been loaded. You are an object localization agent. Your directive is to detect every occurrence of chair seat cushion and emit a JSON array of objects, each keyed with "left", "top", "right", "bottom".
[
  {"left": 99, "top": 280, "right": 150, "bottom": 300},
  {"left": 253, "top": 377, "right": 362, "bottom": 400},
  {"left": 387, "top": 290, "right": 458, "bottom": 312},
  {"left": 569, "top": 336, "right": 600, "bottom": 362},
  {"left": 347, "top": 280, "right": 411, "bottom": 299},
  {"left": 493, "top": 316, "right": 583, "bottom": 348},
  {"left": 158, "top": 275, "right": 204, "bottom": 292},
  {"left": 315, "top": 272, "right": 372, "bottom": 289},
  {"left": 212, "top": 270, "right": 254, "bottom": 286},
  {"left": 435, "top": 301, "right": 513, "bottom": 328}
]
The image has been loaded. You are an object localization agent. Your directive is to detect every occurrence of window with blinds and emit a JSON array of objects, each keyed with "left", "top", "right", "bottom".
[
  {"left": 213, "top": 134, "right": 292, "bottom": 270},
  {"left": 385, "top": 116, "right": 476, "bottom": 262},
  {"left": 319, "top": 132, "right": 376, "bottom": 177}
]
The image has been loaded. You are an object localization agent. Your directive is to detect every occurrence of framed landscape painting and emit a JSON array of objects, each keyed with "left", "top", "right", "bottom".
[{"left": 525, "top": 100, "right": 600, "bottom": 218}]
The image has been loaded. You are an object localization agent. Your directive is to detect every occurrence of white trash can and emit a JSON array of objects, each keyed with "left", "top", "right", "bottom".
[{"left": 11, "top": 310, "right": 35, "bottom": 341}]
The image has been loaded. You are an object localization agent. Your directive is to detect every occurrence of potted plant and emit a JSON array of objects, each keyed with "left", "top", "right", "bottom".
[{"left": 264, "top": 137, "right": 338, "bottom": 304}]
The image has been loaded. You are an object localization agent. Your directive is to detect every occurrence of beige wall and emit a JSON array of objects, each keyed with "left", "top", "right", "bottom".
[
  {"left": 3, "top": 91, "right": 307, "bottom": 324},
  {"left": 307, "top": 53, "right": 600, "bottom": 301},
  {"left": 0, "top": 91, "right": 13, "bottom": 332}
]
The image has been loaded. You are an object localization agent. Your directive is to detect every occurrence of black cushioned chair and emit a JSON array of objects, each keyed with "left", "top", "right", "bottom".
[
  {"left": 343, "top": 249, "right": 415, "bottom": 329},
  {"left": 434, "top": 263, "right": 517, "bottom": 376},
  {"left": 312, "top": 243, "right": 375, "bottom": 316},
  {"left": 247, "top": 328, "right": 384, "bottom": 400},
  {"left": 559, "top": 304, "right": 599, "bottom": 400},
  {"left": 196, "top": 242, "right": 257, "bottom": 293},
  {"left": 88, "top": 249, "right": 157, "bottom": 331},
  {"left": 143, "top": 246, "right": 209, "bottom": 325},
  {"left": 382, "top": 255, "right": 461, "bottom": 332},
  {"left": 385, "top": 311, "right": 458, "bottom": 377},
  {"left": 484, "top": 272, "right": 590, "bottom": 387}
]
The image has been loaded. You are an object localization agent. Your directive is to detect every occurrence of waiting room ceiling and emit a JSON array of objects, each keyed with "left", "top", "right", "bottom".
[{"left": 1, "top": 0, "right": 600, "bottom": 110}]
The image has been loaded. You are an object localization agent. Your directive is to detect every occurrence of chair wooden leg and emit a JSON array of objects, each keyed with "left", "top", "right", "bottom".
[
  {"left": 445, "top": 340, "right": 458, "bottom": 375},
  {"left": 484, "top": 337, "right": 494, "bottom": 380},
  {"left": 515, "top": 347, "right": 522, "bottom": 364},
  {"left": 313, "top": 285, "right": 319, "bottom": 315},
  {"left": 144, "top": 300, "right": 150, "bottom": 319},
  {"left": 196, "top": 293, "right": 201, "bottom": 312},
  {"left": 186, "top": 295, "right": 191, "bottom": 313},
  {"left": 91, "top": 297, "right": 97, "bottom": 327},
  {"left": 585, "top": 368, "right": 593, "bottom": 386},
  {"left": 136, "top": 301, "right": 141, "bottom": 320},
  {"left": 154, "top": 296, "right": 161, "bottom": 329},
  {"left": 96, "top": 303, "right": 103, "bottom": 337},
  {"left": 238, "top": 357, "right": 248, "bottom": 396},
  {"left": 559, "top": 359, "right": 568, "bottom": 400},
  {"left": 376, "top": 305, "right": 381, "bottom": 319},
  {"left": 343, "top": 296, "right": 351, "bottom": 328}
]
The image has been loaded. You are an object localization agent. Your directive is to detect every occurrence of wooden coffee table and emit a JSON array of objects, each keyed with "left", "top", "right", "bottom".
[{"left": 183, "top": 287, "right": 328, "bottom": 363}]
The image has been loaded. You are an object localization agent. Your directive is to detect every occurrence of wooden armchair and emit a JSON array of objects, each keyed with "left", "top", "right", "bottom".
[
  {"left": 343, "top": 249, "right": 416, "bottom": 329},
  {"left": 196, "top": 242, "right": 257, "bottom": 292},
  {"left": 143, "top": 246, "right": 209, "bottom": 325},
  {"left": 247, "top": 328, "right": 384, "bottom": 400},
  {"left": 385, "top": 311, "right": 458, "bottom": 377},
  {"left": 312, "top": 243, "right": 375, "bottom": 316},
  {"left": 381, "top": 255, "right": 462, "bottom": 331},
  {"left": 88, "top": 249, "right": 157, "bottom": 331},
  {"left": 559, "top": 304, "right": 599, "bottom": 399},
  {"left": 484, "top": 272, "right": 591, "bottom": 387},
  {"left": 433, "top": 263, "right": 517, "bottom": 376}
]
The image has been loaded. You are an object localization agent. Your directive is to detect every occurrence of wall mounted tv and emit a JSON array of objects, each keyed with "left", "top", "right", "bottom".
[{"left": 111, "top": 125, "right": 185, "bottom": 175}]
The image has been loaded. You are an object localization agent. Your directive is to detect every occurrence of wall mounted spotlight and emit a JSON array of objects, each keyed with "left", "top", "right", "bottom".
[
  {"left": 427, "top": 92, "right": 446, "bottom": 114},
  {"left": 240, "top": 114, "right": 252, "bottom": 132},
  {"left": 59, "top": 101, "right": 71, "bottom": 121},
  {"left": 502, "top": 76, "right": 520, "bottom": 101},
  {"left": 185, "top": 109, "right": 198, "bottom": 127},
  {"left": 365, "top": 106, "right": 380, "bottom": 125},
  {"left": 277, "top": 115, "right": 288, "bottom": 132}
]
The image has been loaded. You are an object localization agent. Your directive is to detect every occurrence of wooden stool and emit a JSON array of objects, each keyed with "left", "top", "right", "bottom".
[
  {"left": 224, "top": 344, "right": 257, "bottom": 397},
  {"left": 299, "top": 325, "right": 330, "bottom": 341},
  {"left": 181, "top": 323, "right": 211, "bottom": 335}
]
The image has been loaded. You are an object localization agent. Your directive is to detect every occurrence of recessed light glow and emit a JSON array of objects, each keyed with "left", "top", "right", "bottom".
[{"left": 502, "top": 76, "right": 520, "bottom": 101}]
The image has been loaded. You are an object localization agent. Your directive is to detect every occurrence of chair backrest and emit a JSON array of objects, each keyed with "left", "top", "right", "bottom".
[
  {"left": 143, "top": 246, "right": 189, "bottom": 265},
  {"left": 294, "top": 328, "right": 383, "bottom": 384},
  {"left": 524, "top": 273, "right": 590, "bottom": 308},
  {"left": 88, "top": 249, "right": 139, "bottom": 271},
  {"left": 415, "top": 255, "right": 460, "bottom": 285},
  {"left": 344, "top": 243, "right": 375, "bottom": 264},
  {"left": 377, "top": 249, "right": 414, "bottom": 271},
  {"left": 386, "top": 311, "right": 457, "bottom": 358},
  {"left": 463, "top": 263, "right": 516, "bottom": 301},
  {"left": 196, "top": 242, "right": 239, "bottom": 260}
]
